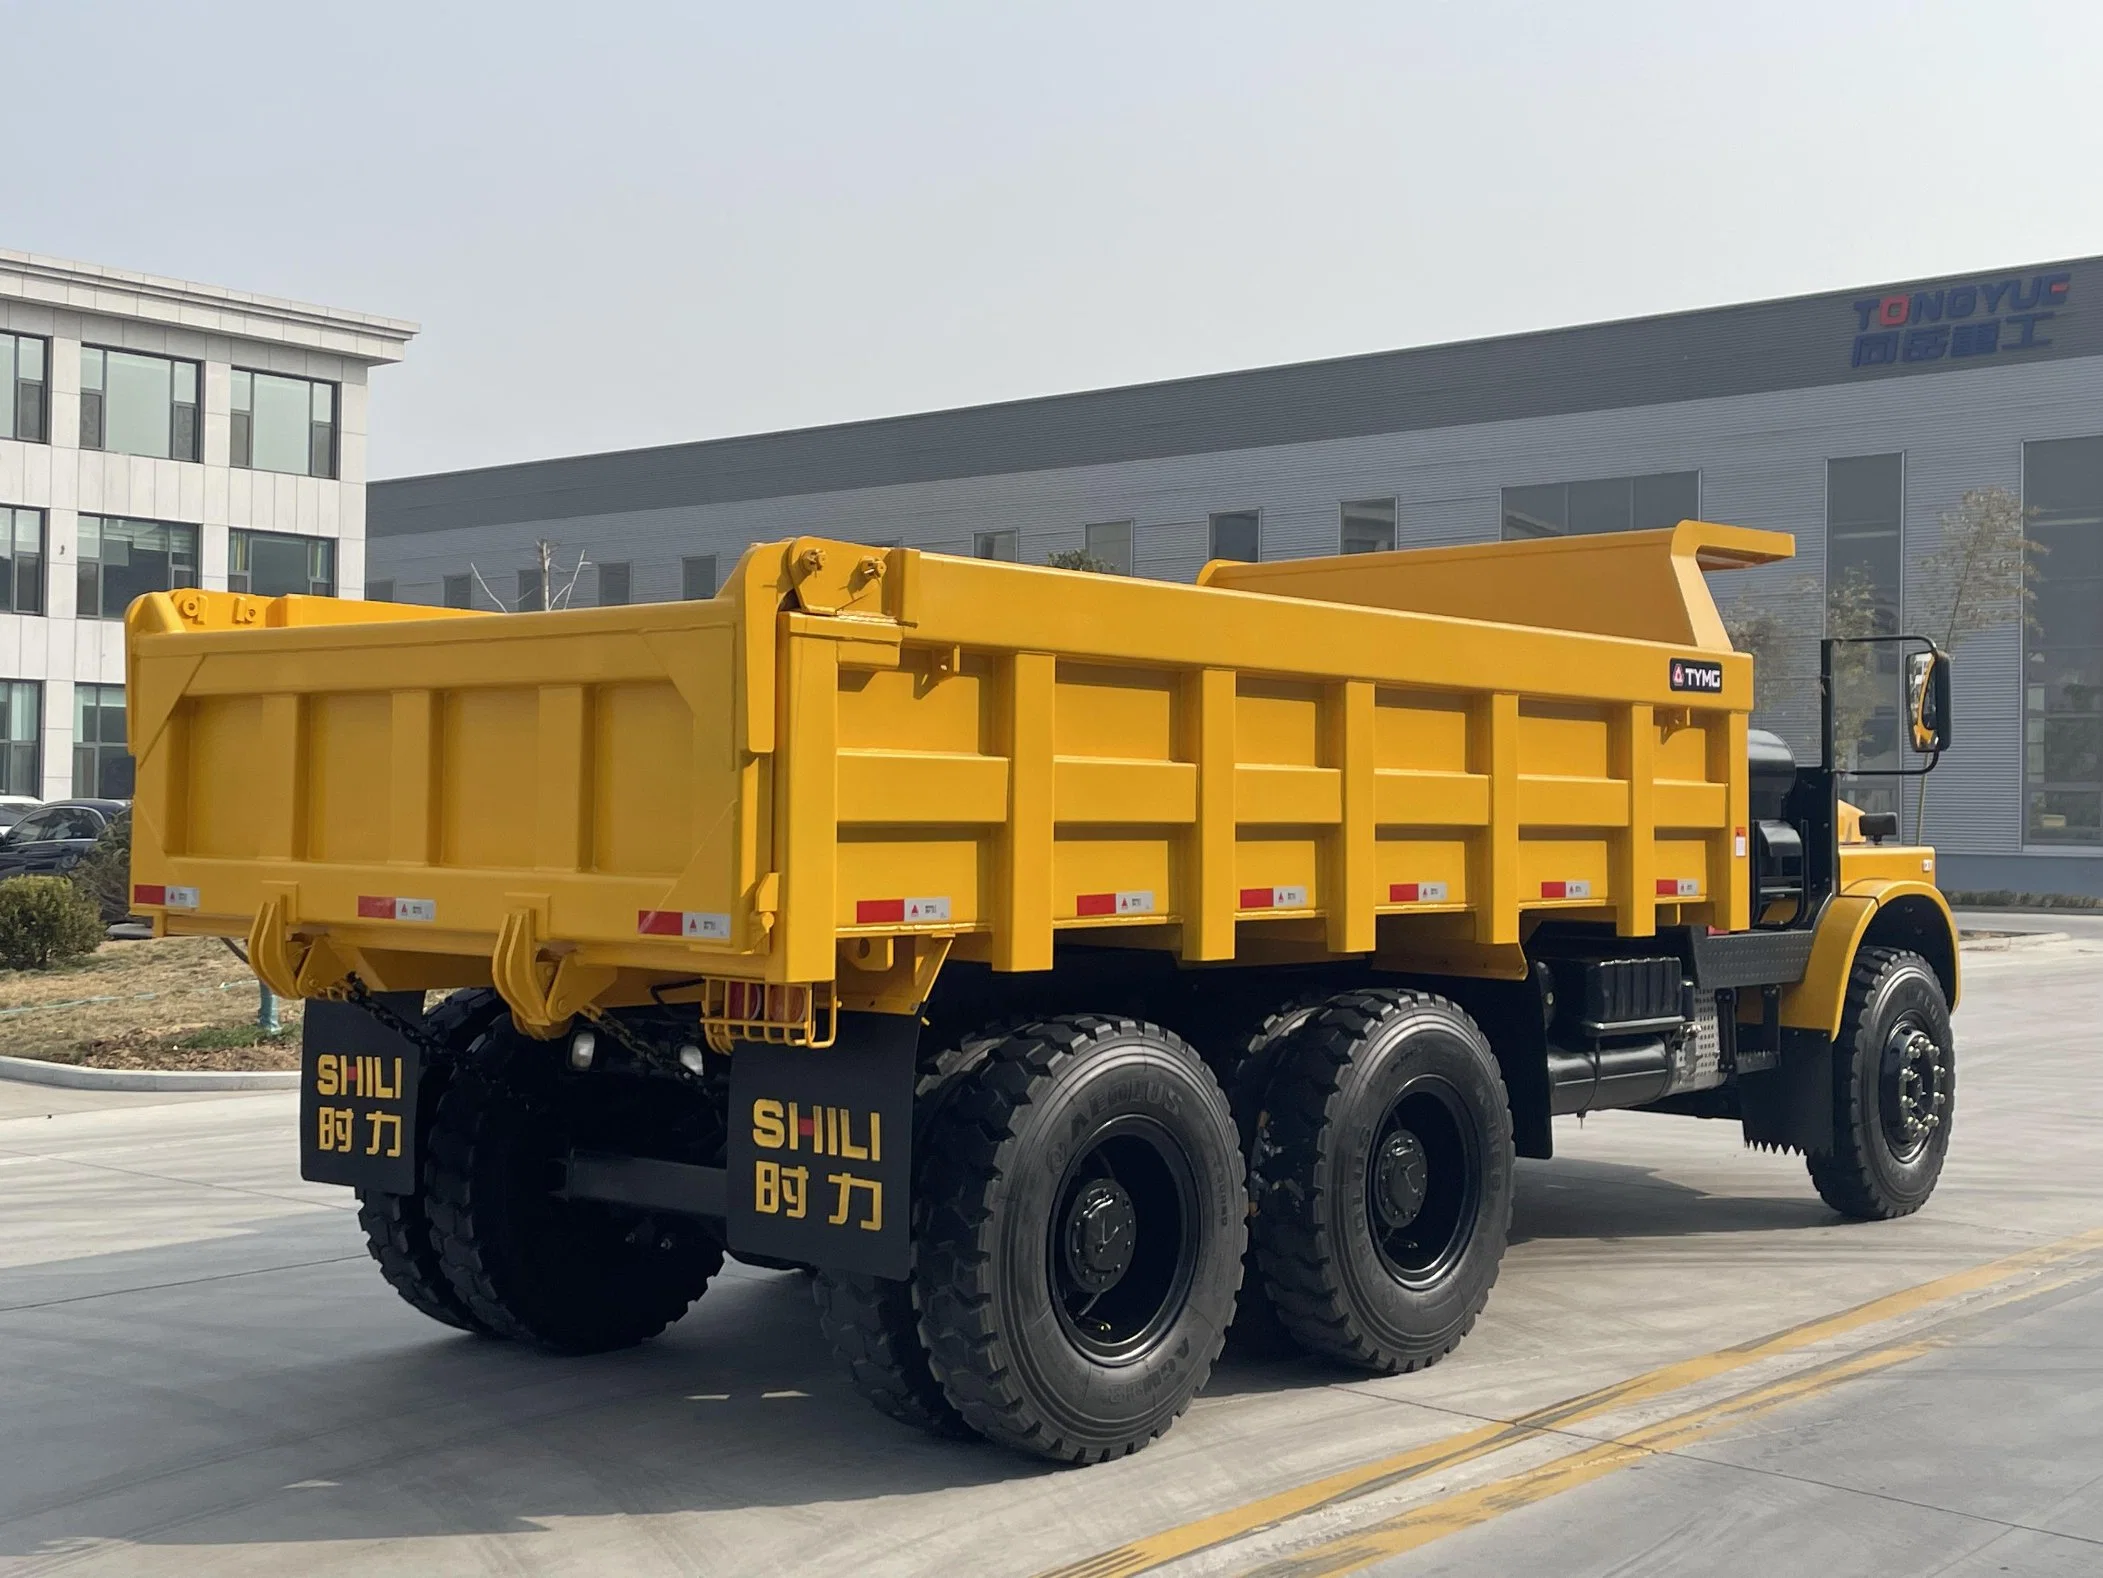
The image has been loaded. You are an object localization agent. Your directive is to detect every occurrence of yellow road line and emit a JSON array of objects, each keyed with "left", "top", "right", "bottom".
[
  {"left": 1036, "top": 1225, "right": 2103, "bottom": 1578},
  {"left": 1251, "top": 1342, "right": 1933, "bottom": 1578}
]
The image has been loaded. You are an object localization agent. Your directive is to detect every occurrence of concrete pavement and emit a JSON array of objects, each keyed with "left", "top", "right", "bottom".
[{"left": 1, "top": 936, "right": 2098, "bottom": 1577}]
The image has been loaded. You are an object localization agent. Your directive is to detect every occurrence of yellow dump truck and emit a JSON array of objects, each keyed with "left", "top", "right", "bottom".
[{"left": 124, "top": 521, "right": 1958, "bottom": 1464}]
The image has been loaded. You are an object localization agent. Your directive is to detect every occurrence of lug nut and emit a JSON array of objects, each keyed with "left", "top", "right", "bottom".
[{"left": 568, "top": 1030, "right": 596, "bottom": 1071}]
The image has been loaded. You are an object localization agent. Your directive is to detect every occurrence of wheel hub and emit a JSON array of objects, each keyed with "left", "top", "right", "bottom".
[
  {"left": 1888, "top": 1029, "right": 1946, "bottom": 1147},
  {"left": 1062, "top": 1178, "right": 1137, "bottom": 1293},
  {"left": 1372, "top": 1128, "right": 1429, "bottom": 1231}
]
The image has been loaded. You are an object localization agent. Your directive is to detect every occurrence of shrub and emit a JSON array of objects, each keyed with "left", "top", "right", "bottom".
[
  {"left": 72, "top": 809, "right": 134, "bottom": 926},
  {"left": 0, "top": 876, "right": 106, "bottom": 970},
  {"left": 1045, "top": 549, "right": 1117, "bottom": 573}
]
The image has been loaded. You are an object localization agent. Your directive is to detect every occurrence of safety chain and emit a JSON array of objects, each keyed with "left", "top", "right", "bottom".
[
  {"left": 342, "top": 975, "right": 461, "bottom": 1063},
  {"left": 579, "top": 1004, "right": 708, "bottom": 1085}
]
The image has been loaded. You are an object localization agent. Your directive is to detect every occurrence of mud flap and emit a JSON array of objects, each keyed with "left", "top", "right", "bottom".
[
  {"left": 1739, "top": 1027, "right": 1837, "bottom": 1156},
  {"left": 726, "top": 1011, "right": 918, "bottom": 1278},
  {"left": 300, "top": 994, "right": 426, "bottom": 1193}
]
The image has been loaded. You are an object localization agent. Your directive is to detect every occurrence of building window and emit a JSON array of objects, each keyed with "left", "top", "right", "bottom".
[
  {"left": 229, "top": 530, "right": 334, "bottom": 597},
  {"left": 1210, "top": 511, "right": 1261, "bottom": 562},
  {"left": 1501, "top": 471, "right": 1700, "bottom": 539},
  {"left": 1341, "top": 498, "right": 1396, "bottom": 554},
  {"left": 1085, "top": 520, "right": 1133, "bottom": 574},
  {"left": 517, "top": 568, "right": 545, "bottom": 611},
  {"left": 1825, "top": 456, "right": 1904, "bottom": 810},
  {"left": 231, "top": 370, "right": 338, "bottom": 478},
  {"left": 79, "top": 347, "right": 201, "bottom": 462},
  {"left": 366, "top": 579, "right": 394, "bottom": 603},
  {"left": 2, "top": 333, "right": 48, "bottom": 443},
  {"left": 598, "top": 561, "right": 631, "bottom": 606},
  {"left": 682, "top": 554, "right": 718, "bottom": 600},
  {"left": 0, "top": 681, "right": 39, "bottom": 796},
  {"left": 442, "top": 573, "right": 473, "bottom": 609},
  {"left": 0, "top": 507, "right": 44, "bottom": 614},
  {"left": 2025, "top": 436, "right": 2103, "bottom": 846},
  {"left": 76, "top": 516, "right": 199, "bottom": 619},
  {"left": 975, "top": 529, "right": 1018, "bottom": 561},
  {"left": 74, "top": 683, "right": 131, "bottom": 798}
]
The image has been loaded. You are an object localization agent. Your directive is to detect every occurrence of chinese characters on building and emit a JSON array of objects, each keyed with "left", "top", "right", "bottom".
[{"left": 1851, "top": 273, "right": 2072, "bottom": 370}]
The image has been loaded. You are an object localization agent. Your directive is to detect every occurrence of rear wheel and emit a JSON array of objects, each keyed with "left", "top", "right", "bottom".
[
  {"left": 1808, "top": 947, "right": 1955, "bottom": 1220},
  {"left": 356, "top": 988, "right": 505, "bottom": 1333},
  {"left": 914, "top": 1017, "right": 1243, "bottom": 1463},
  {"left": 424, "top": 1027, "right": 724, "bottom": 1353},
  {"left": 1252, "top": 990, "right": 1512, "bottom": 1373}
]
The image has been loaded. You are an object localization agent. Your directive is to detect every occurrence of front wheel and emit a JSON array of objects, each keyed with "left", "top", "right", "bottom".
[
  {"left": 1251, "top": 990, "right": 1512, "bottom": 1373},
  {"left": 914, "top": 1016, "right": 1244, "bottom": 1464},
  {"left": 1808, "top": 947, "right": 1955, "bottom": 1220}
]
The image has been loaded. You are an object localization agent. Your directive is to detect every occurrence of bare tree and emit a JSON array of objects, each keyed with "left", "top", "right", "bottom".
[
  {"left": 1909, "top": 486, "right": 2038, "bottom": 840},
  {"left": 468, "top": 540, "right": 593, "bottom": 612}
]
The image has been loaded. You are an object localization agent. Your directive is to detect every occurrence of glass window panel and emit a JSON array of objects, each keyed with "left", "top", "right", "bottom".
[
  {"left": 366, "top": 580, "right": 394, "bottom": 603},
  {"left": 1567, "top": 477, "right": 1633, "bottom": 535},
  {"left": 100, "top": 350, "right": 174, "bottom": 459},
  {"left": 1501, "top": 483, "right": 1565, "bottom": 539},
  {"left": 1209, "top": 511, "right": 1260, "bottom": 563},
  {"left": 1341, "top": 499, "right": 1396, "bottom": 554},
  {"left": 313, "top": 383, "right": 333, "bottom": 422},
  {"left": 248, "top": 371, "right": 316, "bottom": 475},
  {"left": 19, "top": 337, "right": 40, "bottom": 381},
  {"left": 1084, "top": 520, "right": 1133, "bottom": 574},
  {"left": 974, "top": 529, "right": 1018, "bottom": 561},
  {"left": 443, "top": 574, "right": 472, "bottom": 609},
  {"left": 1633, "top": 471, "right": 1700, "bottom": 531},
  {"left": 80, "top": 348, "right": 103, "bottom": 392},
  {"left": 682, "top": 555, "right": 718, "bottom": 599},
  {"left": 0, "top": 338, "right": 12, "bottom": 436},
  {"left": 238, "top": 532, "right": 318, "bottom": 597},
  {"left": 517, "top": 568, "right": 544, "bottom": 611},
  {"left": 597, "top": 562, "right": 631, "bottom": 606},
  {"left": 174, "top": 362, "right": 197, "bottom": 403},
  {"left": 2026, "top": 436, "right": 2103, "bottom": 844},
  {"left": 231, "top": 370, "right": 252, "bottom": 411}
]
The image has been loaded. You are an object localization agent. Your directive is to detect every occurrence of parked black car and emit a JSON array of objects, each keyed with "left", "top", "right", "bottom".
[{"left": 0, "top": 799, "right": 128, "bottom": 879}]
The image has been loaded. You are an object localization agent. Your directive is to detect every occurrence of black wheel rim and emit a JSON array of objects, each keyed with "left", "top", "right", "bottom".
[
  {"left": 1048, "top": 1116, "right": 1200, "bottom": 1363},
  {"left": 1878, "top": 1015, "right": 1948, "bottom": 1164},
  {"left": 1365, "top": 1075, "right": 1481, "bottom": 1290}
]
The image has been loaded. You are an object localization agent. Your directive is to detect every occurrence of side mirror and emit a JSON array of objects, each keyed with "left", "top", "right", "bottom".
[{"left": 1907, "top": 648, "right": 1952, "bottom": 755}]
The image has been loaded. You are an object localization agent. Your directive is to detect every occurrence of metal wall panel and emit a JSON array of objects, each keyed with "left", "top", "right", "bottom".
[{"left": 368, "top": 353, "right": 2103, "bottom": 883}]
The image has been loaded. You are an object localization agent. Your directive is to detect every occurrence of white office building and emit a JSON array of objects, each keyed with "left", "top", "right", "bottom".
[{"left": 0, "top": 249, "right": 415, "bottom": 801}]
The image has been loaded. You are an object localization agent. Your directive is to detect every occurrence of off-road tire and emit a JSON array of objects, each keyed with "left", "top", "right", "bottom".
[
  {"left": 1808, "top": 947, "right": 1955, "bottom": 1220},
  {"left": 1226, "top": 996, "right": 1325, "bottom": 1358},
  {"left": 355, "top": 988, "right": 506, "bottom": 1333},
  {"left": 811, "top": 1032, "right": 1008, "bottom": 1438},
  {"left": 424, "top": 1029, "right": 724, "bottom": 1353},
  {"left": 1252, "top": 990, "right": 1513, "bottom": 1373},
  {"left": 915, "top": 1016, "right": 1244, "bottom": 1463}
]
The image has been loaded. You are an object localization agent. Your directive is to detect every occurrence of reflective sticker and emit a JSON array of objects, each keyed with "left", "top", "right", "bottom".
[
  {"left": 1389, "top": 881, "right": 1449, "bottom": 903},
  {"left": 1656, "top": 878, "right": 1700, "bottom": 897},
  {"left": 855, "top": 896, "right": 951, "bottom": 925},
  {"left": 1541, "top": 880, "right": 1592, "bottom": 900},
  {"left": 132, "top": 884, "right": 200, "bottom": 910},
  {"left": 1734, "top": 827, "right": 1748, "bottom": 859},
  {"left": 638, "top": 909, "right": 732, "bottom": 939},
  {"left": 1239, "top": 885, "right": 1309, "bottom": 910},
  {"left": 1076, "top": 890, "right": 1155, "bottom": 917},
  {"left": 358, "top": 896, "right": 435, "bottom": 922}
]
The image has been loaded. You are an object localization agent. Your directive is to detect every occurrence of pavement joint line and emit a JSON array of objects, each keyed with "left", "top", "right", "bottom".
[
  {"left": 1224, "top": 1263, "right": 2103, "bottom": 1578},
  {"left": 0, "top": 1142, "right": 353, "bottom": 1215},
  {"left": 1033, "top": 1224, "right": 2103, "bottom": 1578},
  {"left": 0, "top": 1254, "right": 366, "bottom": 1315}
]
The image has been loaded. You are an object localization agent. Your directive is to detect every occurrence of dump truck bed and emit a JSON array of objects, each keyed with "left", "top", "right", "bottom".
[{"left": 127, "top": 522, "right": 1787, "bottom": 1032}]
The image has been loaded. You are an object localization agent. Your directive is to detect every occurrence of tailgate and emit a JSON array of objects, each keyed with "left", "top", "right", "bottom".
[{"left": 125, "top": 583, "right": 772, "bottom": 1004}]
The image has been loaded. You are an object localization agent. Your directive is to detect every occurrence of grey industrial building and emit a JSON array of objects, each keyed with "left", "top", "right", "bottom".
[{"left": 368, "top": 257, "right": 2103, "bottom": 898}]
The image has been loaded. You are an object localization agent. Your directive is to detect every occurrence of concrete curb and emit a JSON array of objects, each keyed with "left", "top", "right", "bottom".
[{"left": 0, "top": 1055, "right": 299, "bottom": 1092}]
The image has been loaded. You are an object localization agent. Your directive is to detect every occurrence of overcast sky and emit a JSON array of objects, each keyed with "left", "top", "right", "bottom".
[{"left": 6, "top": 0, "right": 2101, "bottom": 480}]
